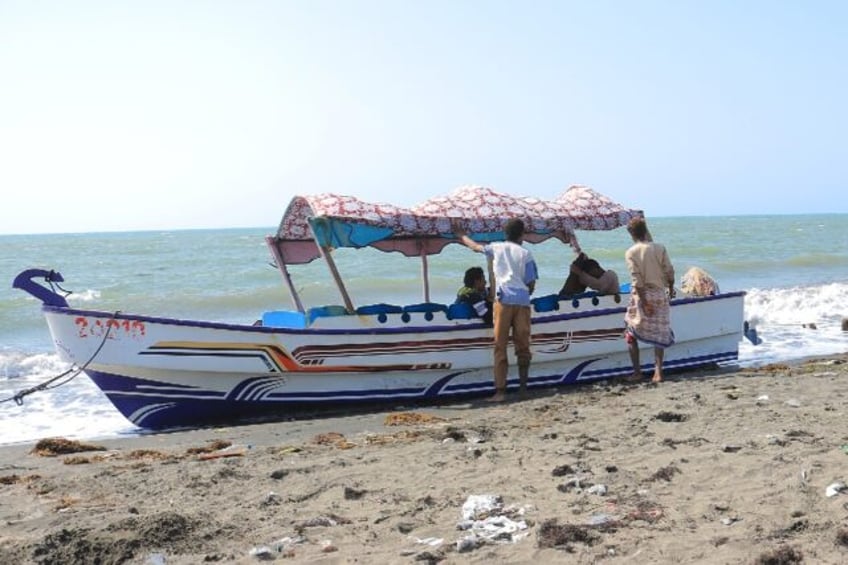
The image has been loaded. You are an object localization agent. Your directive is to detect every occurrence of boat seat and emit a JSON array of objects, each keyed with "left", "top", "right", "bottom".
[
  {"left": 446, "top": 302, "right": 475, "bottom": 320},
  {"left": 356, "top": 303, "right": 404, "bottom": 316},
  {"left": 307, "top": 305, "right": 350, "bottom": 324},
  {"left": 403, "top": 302, "right": 448, "bottom": 322},
  {"left": 531, "top": 293, "right": 560, "bottom": 313},
  {"left": 261, "top": 310, "right": 307, "bottom": 329}
]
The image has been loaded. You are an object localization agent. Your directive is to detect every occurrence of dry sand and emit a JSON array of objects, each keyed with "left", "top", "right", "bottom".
[{"left": 2, "top": 355, "right": 848, "bottom": 564}]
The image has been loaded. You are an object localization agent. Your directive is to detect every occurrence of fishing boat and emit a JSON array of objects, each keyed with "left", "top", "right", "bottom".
[{"left": 13, "top": 185, "right": 746, "bottom": 430}]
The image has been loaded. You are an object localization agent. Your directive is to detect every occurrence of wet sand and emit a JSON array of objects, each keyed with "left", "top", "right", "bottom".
[{"left": 2, "top": 355, "right": 848, "bottom": 564}]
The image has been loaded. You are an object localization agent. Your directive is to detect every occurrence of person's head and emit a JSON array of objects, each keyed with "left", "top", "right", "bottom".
[
  {"left": 627, "top": 216, "right": 649, "bottom": 241},
  {"left": 463, "top": 266, "right": 486, "bottom": 291},
  {"left": 504, "top": 218, "right": 526, "bottom": 243}
]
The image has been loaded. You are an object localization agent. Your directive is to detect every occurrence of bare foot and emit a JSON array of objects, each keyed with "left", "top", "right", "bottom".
[
  {"left": 623, "top": 373, "right": 643, "bottom": 383},
  {"left": 487, "top": 391, "right": 506, "bottom": 402},
  {"left": 651, "top": 372, "right": 663, "bottom": 383}
]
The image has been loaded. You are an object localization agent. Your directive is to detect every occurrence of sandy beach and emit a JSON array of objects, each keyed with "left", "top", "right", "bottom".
[{"left": 2, "top": 355, "right": 848, "bottom": 564}]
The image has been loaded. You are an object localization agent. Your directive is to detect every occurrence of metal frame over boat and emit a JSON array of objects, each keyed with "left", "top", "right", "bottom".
[{"left": 13, "top": 186, "right": 745, "bottom": 430}]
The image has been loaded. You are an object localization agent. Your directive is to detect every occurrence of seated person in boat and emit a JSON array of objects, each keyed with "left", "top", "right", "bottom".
[
  {"left": 680, "top": 266, "right": 720, "bottom": 296},
  {"left": 559, "top": 253, "right": 621, "bottom": 300},
  {"left": 455, "top": 266, "right": 493, "bottom": 323}
]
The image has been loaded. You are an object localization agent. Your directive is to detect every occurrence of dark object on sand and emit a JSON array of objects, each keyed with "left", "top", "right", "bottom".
[
  {"left": 31, "top": 437, "right": 106, "bottom": 457},
  {"left": 537, "top": 519, "right": 600, "bottom": 548},
  {"left": 753, "top": 545, "right": 803, "bottom": 565}
]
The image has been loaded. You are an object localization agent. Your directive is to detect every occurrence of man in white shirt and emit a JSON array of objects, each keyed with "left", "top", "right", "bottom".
[{"left": 454, "top": 219, "right": 538, "bottom": 401}]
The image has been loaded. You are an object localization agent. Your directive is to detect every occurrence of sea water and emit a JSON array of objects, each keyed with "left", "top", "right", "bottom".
[{"left": 2, "top": 215, "right": 847, "bottom": 445}]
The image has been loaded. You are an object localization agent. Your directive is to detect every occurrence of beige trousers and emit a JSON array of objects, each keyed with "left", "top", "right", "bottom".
[{"left": 492, "top": 302, "right": 532, "bottom": 390}]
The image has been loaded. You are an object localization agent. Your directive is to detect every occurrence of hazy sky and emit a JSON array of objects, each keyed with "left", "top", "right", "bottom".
[{"left": 1, "top": 1, "right": 846, "bottom": 235}]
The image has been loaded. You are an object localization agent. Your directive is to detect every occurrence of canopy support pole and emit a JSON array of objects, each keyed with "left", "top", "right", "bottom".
[
  {"left": 318, "top": 244, "right": 355, "bottom": 314},
  {"left": 420, "top": 250, "right": 431, "bottom": 303},
  {"left": 265, "top": 236, "right": 305, "bottom": 313}
]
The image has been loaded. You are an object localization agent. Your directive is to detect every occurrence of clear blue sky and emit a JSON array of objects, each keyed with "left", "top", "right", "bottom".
[{"left": 1, "top": 0, "right": 846, "bottom": 234}]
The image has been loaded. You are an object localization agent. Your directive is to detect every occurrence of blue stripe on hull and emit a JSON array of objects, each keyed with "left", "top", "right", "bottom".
[{"left": 85, "top": 349, "right": 738, "bottom": 430}]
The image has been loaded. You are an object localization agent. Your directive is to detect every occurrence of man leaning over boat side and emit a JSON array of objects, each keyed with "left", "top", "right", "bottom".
[
  {"left": 623, "top": 216, "right": 675, "bottom": 383},
  {"left": 560, "top": 252, "right": 622, "bottom": 302},
  {"left": 452, "top": 218, "right": 538, "bottom": 401}
]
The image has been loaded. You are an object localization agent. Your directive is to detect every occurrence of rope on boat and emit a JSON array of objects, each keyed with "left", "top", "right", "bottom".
[
  {"left": 0, "top": 311, "right": 120, "bottom": 407},
  {"left": 50, "top": 277, "right": 73, "bottom": 299}
]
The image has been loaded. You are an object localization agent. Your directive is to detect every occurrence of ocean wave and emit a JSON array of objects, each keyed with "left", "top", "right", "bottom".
[
  {"left": 744, "top": 282, "right": 848, "bottom": 327},
  {"left": 1, "top": 350, "right": 69, "bottom": 381}
]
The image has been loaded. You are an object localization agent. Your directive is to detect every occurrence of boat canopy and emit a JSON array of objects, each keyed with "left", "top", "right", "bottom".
[
  {"left": 266, "top": 185, "right": 642, "bottom": 313},
  {"left": 270, "top": 185, "right": 642, "bottom": 265}
]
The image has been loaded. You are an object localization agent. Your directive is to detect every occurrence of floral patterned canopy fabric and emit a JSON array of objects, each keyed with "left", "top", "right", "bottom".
[{"left": 273, "top": 185, "right": 641, "bottom": 264}]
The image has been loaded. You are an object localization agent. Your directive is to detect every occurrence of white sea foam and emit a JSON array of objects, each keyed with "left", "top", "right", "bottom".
[
  {"left": 740, "top": 283, "right": 848, "bottom": 367},
  {"left": 66, "top": 288, "right": 101, "bottom": 302},
  {"left": 0, "top": 352, "right": 137, "bottom": 446},
  {"left": 744, "top": 282, "right": 848, "bottom": 327}
]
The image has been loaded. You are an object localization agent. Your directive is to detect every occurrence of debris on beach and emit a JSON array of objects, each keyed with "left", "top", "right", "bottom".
[
  {"left": 551, "top": 464, "right": 577, "bottom": 476},
  {"left": 754, "top": 363, "right": 791, "bottom": 374},
  {"left": 248, "top": 545, "right": 276, "bottom": 560},
  {"left": 0, "top": 475, "right": 41, "bottom": 485},
  {"left": 557, "top": 477, "right": 594, "bottom": 493},
  {"left": 63, "top": 455, "right": 95, "bottom": 465},
  {"left": 455, "top": 494, "right": 528, "bottom": 548},
  {"left": 825, "top": 482, "right": 846, "bottom": 497},
  {"left": 648, "top": 465, "right": 681, "bottom": 482},
  {"left": 0, "top": 474, "right": 24, "bottom": 485},
  {"left": 410, "top": 549, "right": 446, "bottom": 563},
  {"left": 384, "top": 411, "right": 445, "bottom": 426},
  {"left": 537, "top": 519, "right": 600, "bottom": 549},
  {"left": 364, "top": 430, "right": 425, "bottom": 445},
  {"left": 412, "top": 537, "right": 444, "bottom": 547},
  {"left": 295, "top": 513, "right": 352, "bottom": 532},
  {"left": 654, "top": 411, "right": 688, "bottom": 422},
  {"left": 268, "top": 445, "right": 302, "bottom": 455},
  {"left": 312, "top": 432, "right": 356, "bottom": 449},
  {"left": 197, "top": 448, "right": 246, "bottom": 461},
  {"left": 625, "top": 500, "right": 664, "bottom": 523},
  {"left": 752, "top": 545, "right": 803, "bottom": 565},
  {"left": 247, "top": 535, "right": 305, "bottom": 560},
  {"left": 185, "top": 439, "right": 232, "bottom": 454},
  {"left": 586, "top": 513, "right": 618, "bottom": 527},
  {"left": 586, "top": 484, "right": 607, "bottom": 496},
  {"left": 54, "top": 495, "right": 81, "bottom": 512},
  {"left": 195, "top": 442, "right": 248, "bottom": 461},
  {"left": 126, "top": 449, "right": 171, "bottom": 460},
  {"left": 31, "top": 437, "right": 106, "bottom": 457},
  {"left": 343, "top": 486, "right": 367, "bottom": 500}
]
